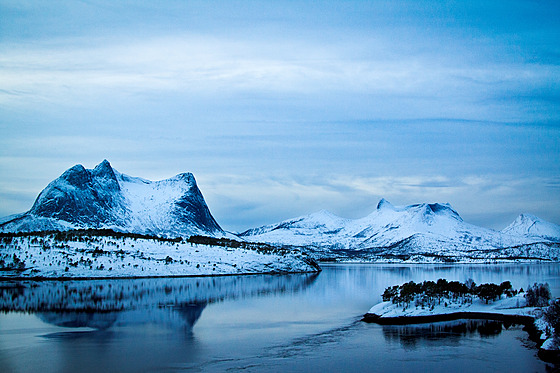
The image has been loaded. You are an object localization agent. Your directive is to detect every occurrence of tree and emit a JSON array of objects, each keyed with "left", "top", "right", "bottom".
[
  {"left": 544, "top": 299, "right": 560, "bottom": 336},
  {"left": 525, "top": 283, "right": 551, "bottom": 307},
  {"left": 382, "top": 286, "right": 399, "bottom": 302},
  {"left": 476, "top": 283, "right": 502, "bottom": 304}
]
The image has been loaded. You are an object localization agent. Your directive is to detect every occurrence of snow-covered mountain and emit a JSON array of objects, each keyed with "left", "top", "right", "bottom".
[
  {"left": 502, "top": 214, "right": 560, "bottom": 242},
  {"left": 0, "top": 160, "right": 223, "bottom": 237},
  {"left": 240, "top": 199, "right": 560, "bottom": 262}
]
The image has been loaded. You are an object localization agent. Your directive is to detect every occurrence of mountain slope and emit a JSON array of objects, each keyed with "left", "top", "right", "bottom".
[
  {"left": 0, "top": 160, "right": 223, "bottom": 237},
  {"left": 0, "top": 231, "right": 320, "bottom": 278},
  {"left": 240, "top": 199, "right": 560, "bottom": 262},
  {"left": 502, "top": 214, "right": 560, "bottom": 242}
]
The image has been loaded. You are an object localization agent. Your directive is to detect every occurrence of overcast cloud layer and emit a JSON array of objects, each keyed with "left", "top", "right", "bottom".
[{"left": 1, "top": 0, "right": 559, "bottom": 232}]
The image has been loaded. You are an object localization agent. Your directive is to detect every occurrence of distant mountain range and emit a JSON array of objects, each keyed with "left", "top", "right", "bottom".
[
  {"left": 0, "top": 160, "right": 223, "bottom": 238},
  {"left": 1, "top": 161, "right": 559, "bottom": 263},
  {"left": 240, "top": 199, "right": 560, "bottom": 262}
]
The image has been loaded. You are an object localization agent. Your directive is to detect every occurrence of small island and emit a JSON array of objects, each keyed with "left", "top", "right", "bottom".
[{"left": 363, "top": 279, "right": 559, "bottom": 362}]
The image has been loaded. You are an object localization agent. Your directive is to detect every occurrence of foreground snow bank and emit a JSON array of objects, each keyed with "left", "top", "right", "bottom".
[
  {"left": 0, "top": 233, "right": 320, "bottom": 278},
  {"left": 364, "top": 293, "right": 559, "bottom": 361},
  {"left": 366, "top": 294, "right": 536, "bottom": 319}
]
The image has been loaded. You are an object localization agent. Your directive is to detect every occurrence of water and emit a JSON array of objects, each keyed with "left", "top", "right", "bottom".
[{"left": 0, "top": 263, "right": 559, "bottom": 372}]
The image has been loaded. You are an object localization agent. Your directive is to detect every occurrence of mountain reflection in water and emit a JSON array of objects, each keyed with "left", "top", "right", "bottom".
[
  {"left": 1, "top": 264, "right": 557, "bottom": 373},
  {"left": 0, "top": 273, "right": 319, "bottom": 332}
]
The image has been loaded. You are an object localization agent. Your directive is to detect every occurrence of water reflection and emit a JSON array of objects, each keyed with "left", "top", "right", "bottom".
[
  {"left": 0, "top": 264, "right": 557, "bottom": 373},
  {"left": 382, "top": 319, "right": 510, "bottom": 349},
  {"left": 0, "top": 273, "right": 319, "bottom": 332}
]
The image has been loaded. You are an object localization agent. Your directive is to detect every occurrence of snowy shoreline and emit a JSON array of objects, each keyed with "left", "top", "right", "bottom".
[
  {"left": 362, "top": 310, "right": 534, "bottom": 325},
  {"left": 362, "top": 294, "right": 559, "bottom": 362}
]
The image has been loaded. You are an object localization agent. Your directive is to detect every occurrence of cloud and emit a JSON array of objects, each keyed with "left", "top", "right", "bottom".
[
  {"left": 1, "top": 33, "right": 558, "bottom": 124},
  {"left": 1, "top": 0, "right": 559, "bottom": 234},
  {"left": 196, "top": 170, "right": 560, "bottom": 232}
]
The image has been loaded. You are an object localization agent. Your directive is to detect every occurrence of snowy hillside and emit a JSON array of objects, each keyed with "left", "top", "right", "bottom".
[
  {"left": 502, "top": 214, "right": 560, "bottom": 242},
  {"left": 240, "top": 199, "right": 560, "bottom": 262},
  {"left": 0, "top": 160, "right": 223, "bottom": 238},
  {"left": 0, "top": 231, "right": 320, "bottom": 278}
]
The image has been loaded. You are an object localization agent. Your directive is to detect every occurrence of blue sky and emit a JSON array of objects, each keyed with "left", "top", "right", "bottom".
[{"left": 1, "top": 0, "right": 559, "bottom": 232}]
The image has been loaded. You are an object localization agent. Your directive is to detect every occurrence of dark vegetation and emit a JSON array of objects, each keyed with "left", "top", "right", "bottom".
[
  {"left": 0, "top": 229, "right": 321, "bottom": 273},
  {"left": 545, "top": 299, "right": 560, "bottom": 338},
  {"left": 0, "top": 230, "right": 291, "bottom": 254},
  {"left": 188, "top": 235, "right": 290, "bottom": 254},
  {"left": 525, "top": 283, "right": 552, "bottom": 307},
  {"left": 382, "top": 279, "right": 520, "bottom": 309},
  {"left": 382, "top": 280, "right": 555, "bottom": 312},
  {"left": 0, "top": 229, "right": 183, "bottom": 243}
]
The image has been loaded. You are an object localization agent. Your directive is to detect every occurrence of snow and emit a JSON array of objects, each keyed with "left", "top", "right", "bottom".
[
  {"left": 0, "top": 160, "right": 223, "bottom": 238},
  {"left": 541, "top": 337, "right": 560, "bottom": 351},
  {"left": 502, "top": 214, "right": 560, "bottom": 242},
  {"left": 367, "top": 293, "right": 536, "bottom": 318},
  {"left": 241, "top": 199, "right": 560, "bottom": 262},
  {"left": 367, "top": 293, "right": 559, "bottom": 352},
  {"left": 0, "top": 234, "right": 319, "bottom": 278}
]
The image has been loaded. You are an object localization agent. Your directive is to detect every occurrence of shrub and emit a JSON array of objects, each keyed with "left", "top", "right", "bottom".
[
  {"left": 544, "top": 299, "right": 560, "bottom": 336},
  {"left": 525, "top": 283, "right": 551, "bottom": 307}
]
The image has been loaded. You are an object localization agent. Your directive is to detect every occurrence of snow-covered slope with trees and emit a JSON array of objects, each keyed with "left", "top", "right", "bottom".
[
  {"left": 0, "top": 231, "right": 320, "bottom": 278},
  {"left": 240, "top": 199, "right": 560, "bottom": 262},
  {"left": 0, "top": 160, "right": 223, "bottom": 238}
]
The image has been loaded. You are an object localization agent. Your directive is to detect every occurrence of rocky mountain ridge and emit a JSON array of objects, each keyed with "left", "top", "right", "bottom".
[
  {"left": 240, "top": 199, "right": 560, "bottom": 262},
  {"left": 0, "top": 160, "right": 223, "bottom": 238}
]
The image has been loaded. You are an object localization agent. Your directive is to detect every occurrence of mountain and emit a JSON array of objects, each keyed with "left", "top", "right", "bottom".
[
  {"left": 240, "top": 199, "right": 560, "bottom": 262},
  {"left": 502, "top": 214, "right": 560, "bottom": 242},
  {"left": 0, "top": 160, "right": 223, "bottom": 237}
]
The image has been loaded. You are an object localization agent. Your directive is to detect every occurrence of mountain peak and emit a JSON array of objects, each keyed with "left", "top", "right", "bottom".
[
  {"left": 502, "top": 213, "right": 560, "bottom": 242},
  {"left": 93, "top": 159, "right": 112, "bottom": 173},
  {"left": 376, "top": 198, "right": 395, "bottom": 210},
  {"left": 421, "top": 202, "right": 462, "bottom": 222},
  {"left": 60, "top": 164, "right": 91, "bottom": 187},
  {"left": 518, "top": 213, "right": 539, "bottom": 222},
  {"left": 92, "top": 159, "right": 119, "bottom": 187},
  {"left": 172, "top": 172, "right": 196, "bottom": 185},
  {"left": 1, "top": 161, "right": 224, "bottom": 237}
]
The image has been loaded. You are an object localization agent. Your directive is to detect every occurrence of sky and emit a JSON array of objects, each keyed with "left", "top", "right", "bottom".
[{"left": 1, "top": 0, "right": 559, "bottom": 233}]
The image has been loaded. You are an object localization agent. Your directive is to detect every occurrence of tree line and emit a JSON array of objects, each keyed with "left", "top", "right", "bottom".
[{"left": 382, "top": 279, "right": 552, "bottom": 309}]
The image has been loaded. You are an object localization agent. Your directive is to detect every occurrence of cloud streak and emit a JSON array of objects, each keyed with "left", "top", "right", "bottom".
[
  {"left": 1, "top": 34, "right": 557, "bottom": 123},
  {"left": 1, "top": 0, "right": 559, "bottom": 232}
]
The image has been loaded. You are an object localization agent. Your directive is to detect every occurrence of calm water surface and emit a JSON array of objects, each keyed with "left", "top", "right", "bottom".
[{"left": 0, "top": 263, "right": 559, "bottom": 372}]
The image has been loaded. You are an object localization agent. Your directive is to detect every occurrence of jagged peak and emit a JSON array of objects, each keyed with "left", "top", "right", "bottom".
[
  {"left": 504, "top": 213, "right": 557, "bottom": 231},
  {"left": 93, "top": 159, "right": 112, "bottom": 172},
  {"left": 502, "top": 213, "right": 560, "bottom": 241},
  {"left": 169, "top": 172, "right": 196, "bottom": 186},
  {"left": 92, "top": 159, "right": 117, "bottom": 180},
  {"left": 377, "top": 198, "right": 395, "bottom": 210},
  {"left": 63, "top": 164, "right": 87, "bottom": 176},
  {"left": 60, "top": 164, "right": 91, "bottom": 186},
  {"left": 517, "top": 213, "right": 539, "bottom": 222},
  {"left": 420, "top": 202, "right": 462, "bottom": 221}
]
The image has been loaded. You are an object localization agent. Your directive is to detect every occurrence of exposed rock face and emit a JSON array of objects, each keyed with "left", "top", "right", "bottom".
[{"left": 0, "top": 160, "right": 223, "bottom": 237}]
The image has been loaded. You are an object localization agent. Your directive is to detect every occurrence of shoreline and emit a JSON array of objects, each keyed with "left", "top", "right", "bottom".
[
  {"left": 362, "top": 311, "right": 534, "bottom": 325},
  {"left": 362, "top": 307, "right": 559, "bottom": 364},
  {"left": 0, "top": 268, "right": 320, "bottom": 282}
]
